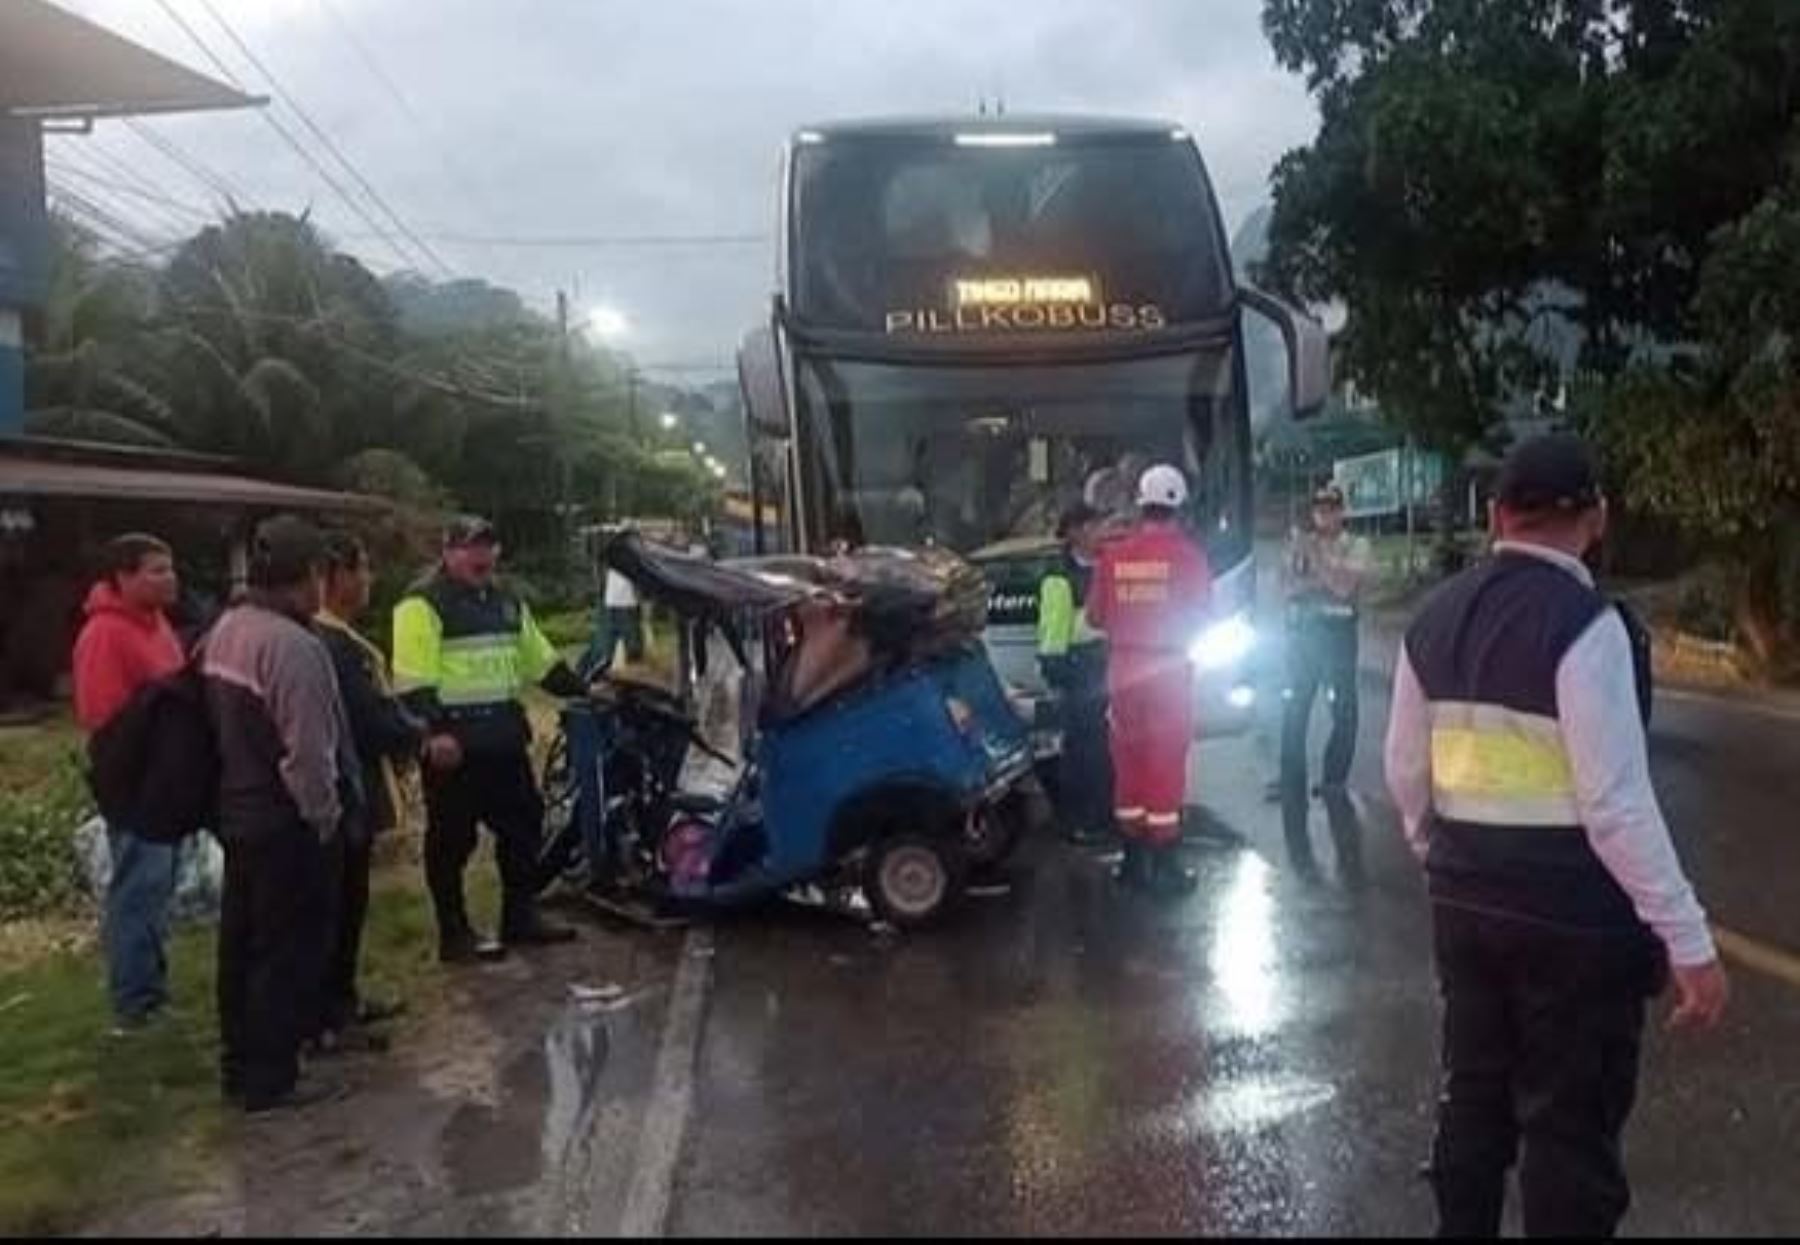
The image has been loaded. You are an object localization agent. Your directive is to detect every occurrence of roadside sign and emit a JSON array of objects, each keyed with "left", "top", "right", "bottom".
[{"left": 1332, "top": 447, "right": 1444, "bottom": 519}]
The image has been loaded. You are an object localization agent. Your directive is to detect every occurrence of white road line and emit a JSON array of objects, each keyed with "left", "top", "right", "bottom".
[
  {"left": 1659, "top": 687, "right": 1800, "bottom": 724},
  {"left": 1713, "top": 925, "right": 1800, "bottom": 992},
  {"left": 618, "top": 926, "right": 715, "bottom": 1238}
]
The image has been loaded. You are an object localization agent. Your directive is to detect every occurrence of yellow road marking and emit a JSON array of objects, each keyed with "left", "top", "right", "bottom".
[{"left": 1713, "top": 925, "right": 1800, "bottom": 990}]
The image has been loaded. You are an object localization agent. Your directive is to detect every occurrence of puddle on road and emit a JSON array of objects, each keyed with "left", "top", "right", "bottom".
[
  {"left": 1190, "top": 1075, "right": 1338, "bottom": 1134},
  {"left": 439, "top": 1008, "right": 613, "bottom": 1200}
]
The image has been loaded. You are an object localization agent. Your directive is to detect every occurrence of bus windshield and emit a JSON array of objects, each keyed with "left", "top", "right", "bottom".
[
  {"left": 792, "top": 347, "right": 1249, "bottom": 567},
  {"left": 790, "top": 136, "right": 1231, "bottom": 333}
]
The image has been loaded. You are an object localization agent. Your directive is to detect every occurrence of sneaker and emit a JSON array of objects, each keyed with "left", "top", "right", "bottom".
[
  {"left": 107, "top": 1006, "right": 166, "bottom": 1040},
  {"left": 438, "top": 931, "right": 508, "bottom": 965},
  {"left": 243, "top": 1077, "right": 349, "bottom": 1116}
]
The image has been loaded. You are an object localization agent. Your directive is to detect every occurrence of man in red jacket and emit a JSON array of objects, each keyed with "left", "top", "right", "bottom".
[
  {"left": 1087, "top": 464, "right": 1213, "bottom": 895},
  {"left": 72, "top": 533, "right": 184, "bottom": 1032}
]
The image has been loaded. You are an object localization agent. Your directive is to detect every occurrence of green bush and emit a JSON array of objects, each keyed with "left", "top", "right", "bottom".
[
  {"left": 1674, "top": 569, "right": 1737, "bottom": 642},
  {"left": 0, "top": 750, "right": 92, "bottom": 921}
]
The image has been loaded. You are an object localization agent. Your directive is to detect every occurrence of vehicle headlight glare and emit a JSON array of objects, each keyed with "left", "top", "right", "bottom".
[{"left": 1189, "top": 613, "right": 1256, "bottom": 671}]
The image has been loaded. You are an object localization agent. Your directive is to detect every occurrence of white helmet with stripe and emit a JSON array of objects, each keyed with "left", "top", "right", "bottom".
[{"left": 1136, "top": 463, "right": 1189, "bottom": 508}]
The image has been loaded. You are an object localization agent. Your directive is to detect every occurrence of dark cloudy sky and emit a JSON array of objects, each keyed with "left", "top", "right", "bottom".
[{"left": 51, "top": 0, "right": 1317, "bottom": 381}]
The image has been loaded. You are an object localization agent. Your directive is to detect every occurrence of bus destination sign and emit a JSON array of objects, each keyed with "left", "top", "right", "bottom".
[{"left": 885, "top": 273, "right": 1167, "bottom": 336}]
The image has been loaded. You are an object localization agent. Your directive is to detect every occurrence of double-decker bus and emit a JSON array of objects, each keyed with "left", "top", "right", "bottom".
[{"left": 737, "top": 115, "right": 1327, "bottom": 733}]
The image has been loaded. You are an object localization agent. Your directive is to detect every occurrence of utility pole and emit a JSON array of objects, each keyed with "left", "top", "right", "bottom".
[{"left": 553, "top": 290, "right": 578, "bottom": 552}]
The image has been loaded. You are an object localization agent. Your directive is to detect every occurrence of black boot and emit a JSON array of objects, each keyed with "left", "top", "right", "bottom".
[
  {"left": 1151, "top": 847, "right": 1198, "bottom": 897},
  {"left": 501, "top": 897, "right": 577, "bottom": 947},
  {"left": 432, "top": 873, "right": 505, "bottom": 963},
  {"left": 1114, "top": 842, "right": 1152, "bottom": 890}
]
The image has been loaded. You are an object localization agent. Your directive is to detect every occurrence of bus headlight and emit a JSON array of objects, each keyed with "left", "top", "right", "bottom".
[{"left": 1189, "top": 613, "right": 1256, "bottom": 672}]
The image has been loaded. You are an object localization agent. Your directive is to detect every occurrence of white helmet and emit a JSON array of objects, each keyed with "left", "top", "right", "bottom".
[{"left": 1137, "top": 463, "right": 1189, "bottom": 508}]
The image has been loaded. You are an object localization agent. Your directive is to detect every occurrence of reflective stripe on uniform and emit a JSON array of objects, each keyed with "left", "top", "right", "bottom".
[
  {"left": 391, "top": 596, "right": 442, "bottom": 691},
  {"left": 438, "top": 638, "right": 528, "bottom": 706},
  {"left": 1145, "top": 812, "right": 1181, "bottom": 827},
  {"left": 1428, "top": 700, "right": 1580, "bottom": 827}
]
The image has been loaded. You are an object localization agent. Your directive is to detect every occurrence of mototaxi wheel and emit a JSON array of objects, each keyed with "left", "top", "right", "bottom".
[
  {"left": 863, "top": 832, "right": 967, "bottom": 929},
  {"left": 962, "top": 790, "right": 1035, "bottom": 869}
]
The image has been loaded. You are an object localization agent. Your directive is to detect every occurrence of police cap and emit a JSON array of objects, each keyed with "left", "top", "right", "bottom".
[
  {"left": 443, "top": 514, "right": 499, "bottom": 548},
  {"left": 1496, "top": 433, "right": 1602, "bottom": 514}
]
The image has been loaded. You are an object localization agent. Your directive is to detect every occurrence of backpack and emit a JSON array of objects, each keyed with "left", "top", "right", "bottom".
[{"left": 86, "top": 651, "right": 219, "bottom": 844}]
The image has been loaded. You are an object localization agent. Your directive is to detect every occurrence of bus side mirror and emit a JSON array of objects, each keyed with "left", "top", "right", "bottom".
[
  {"left": 1240, "top": 286, "right": 1330, "bottom": 420},
  {"left": 737, "top": 321, "right": 787, "bottom": 436}
]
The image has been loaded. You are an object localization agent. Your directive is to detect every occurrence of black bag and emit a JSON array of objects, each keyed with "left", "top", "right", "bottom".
[{"left": 86, "top": 657, "right": 218, "bottom": 843}]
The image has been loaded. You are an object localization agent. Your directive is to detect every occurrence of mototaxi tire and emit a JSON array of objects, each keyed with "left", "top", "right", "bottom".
[{"left": 863, "top": 832, "right": 967, "bottom": 929}]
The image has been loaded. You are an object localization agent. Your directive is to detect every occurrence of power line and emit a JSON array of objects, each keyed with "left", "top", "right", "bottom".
[
  {"left": 122, "top": 117, "right": 252, "bottom": 209},
  {"left": 314, "top": 0, "right": 501, "bottom": 232},
  {"left": 48, "top": 184, "right": 177, "bottom": 255},
  {"left": 329, "top": 230, "right": 770, "bottom": 250},
  {"left": 46, "top": 157, "right": 213, "bottom": 227},
  {"left": 188, "top": 0, "right": 455, "bottom": 278},
  {"left": 59, "top": 137, "right": 206, "bottom": 223},
  {"left": 148, "top": 0, "right": 422, "bottom": 274}
]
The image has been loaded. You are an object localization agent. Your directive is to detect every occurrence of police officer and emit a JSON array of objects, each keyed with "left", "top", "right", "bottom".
[
  {"left": 394, "top": 517, "right": 589, "bottom": 963},
  {"left": 1036, "top": 502, "right": 1112, "bottom": 847},
  {"left": 1280, "top": 482, "right": 1371, "bottom": 796},
  {"left": 1385, "top": 434, "right": 1729, "bottom": 1238},
  {"left": 1086, "top": 465, "right": 1212, "bottom": 894}
]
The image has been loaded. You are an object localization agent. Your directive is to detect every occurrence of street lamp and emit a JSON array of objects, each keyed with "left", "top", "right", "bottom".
[
  {"left": 586, "top": 305, "right": 629, "bottom": 339},
  {"left": 692, "top": 440, "right": 707, "bottom": 456},
  {"left": 660, "top": 412, "right": 679, "bottom": 430}
]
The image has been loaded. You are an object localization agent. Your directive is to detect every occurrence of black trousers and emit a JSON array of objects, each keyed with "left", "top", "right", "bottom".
[
  {"left": 1280, "top": 616, "right": 1359, "bottom": 790},
  {"left": 321, "top": 822, "right": 372, "bottom": 1032},
  {"left": 422, "top": 749, "right": 545, "bottom": 940},
  {"left": 1056, "top": 653, "right": 1114, "bottom": 837},
  {"left": 217, "top": 823, "right": 332, "bottom": 1104},
  {"left": 1430, "top": 903, "right": 1667, "bottom": 1239}
]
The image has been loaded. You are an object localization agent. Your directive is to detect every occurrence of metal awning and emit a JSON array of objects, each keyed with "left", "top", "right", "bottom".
[
  {"left": 0, "top": 457, "right": 384, "bottom": 513},
  {"left": 1, "top": 0, "right": 264, "bottom": 121}
]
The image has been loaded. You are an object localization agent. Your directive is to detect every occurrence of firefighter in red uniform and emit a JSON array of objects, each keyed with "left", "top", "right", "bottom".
[{"left": 1086, "top": 463, "right": 1213, "bottom": 894}]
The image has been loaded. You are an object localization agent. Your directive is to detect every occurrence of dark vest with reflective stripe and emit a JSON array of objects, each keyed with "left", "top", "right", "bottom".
[
  {"left": 419, "top": 573, "right": 532, "bottom": 754},
  {"left": 1405, "top": 552, "right": 1647, "bottom": 933}
]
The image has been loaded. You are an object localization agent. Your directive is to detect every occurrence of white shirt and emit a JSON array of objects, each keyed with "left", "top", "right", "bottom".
[
  {"left": 603, "top": 569, "right": 638, "bottom": 609},
  {"left": 1384, "top": 540, "right": 1716, "bottom": 967}
]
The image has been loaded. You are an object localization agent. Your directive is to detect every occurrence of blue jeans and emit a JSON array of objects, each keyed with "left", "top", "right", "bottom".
[
  {"left": 105, "top": 827, "right": 178, "bottom": 1021},
  {"left": 580, "top": 606, "right": 645, "bottom": 677}
]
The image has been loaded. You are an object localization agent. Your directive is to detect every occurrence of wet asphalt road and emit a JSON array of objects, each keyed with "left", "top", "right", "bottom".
[
  {"left": 654, "top": 654, "right": 1800, "bottom": 1237},
  {"left": 86, "top": 638, "right": 1800, "bottom": 1237}
]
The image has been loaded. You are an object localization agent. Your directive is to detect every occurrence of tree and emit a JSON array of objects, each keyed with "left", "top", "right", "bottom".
[
  {"left": 22, "top": 210, "right": 725, "bottom": 578},
  {"left": 1262, "top": 0, "right": 1800, "bottom": 667},
  {"left": 24, "top": 217, "right": 178, "bottom": 446}
]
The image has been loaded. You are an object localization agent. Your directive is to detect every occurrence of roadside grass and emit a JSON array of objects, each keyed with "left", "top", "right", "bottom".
[
  {"left": 0, "top": 840, "right": 500, "bottom": 1235},
  {"left": 0, "top": 713, "right": 81, "bottom": 797}
]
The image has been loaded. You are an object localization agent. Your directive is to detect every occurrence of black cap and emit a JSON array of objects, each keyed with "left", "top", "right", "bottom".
[
  {"left": 443, "top": 514, "right": 499, "bottom": 548},
  {"left": 249, "top": 514, "right": 327, "bottom": 588},
  {"left": 1313, "top": 482, "right": 1346, "bottom": 508},
  {"left": 1056, "top": 501, "right": 1100, "bottom": 539},
  {"left": 1497, "top": 433, "right": 1602, "bottom": 513}
]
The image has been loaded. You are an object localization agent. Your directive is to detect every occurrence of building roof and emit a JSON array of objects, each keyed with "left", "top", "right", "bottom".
[
  {"left": 1, "top": 0, "right": 262, "bottom": 121},
  {"left": 0, "top": 438, "right": 382, "bottom": 513}
]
